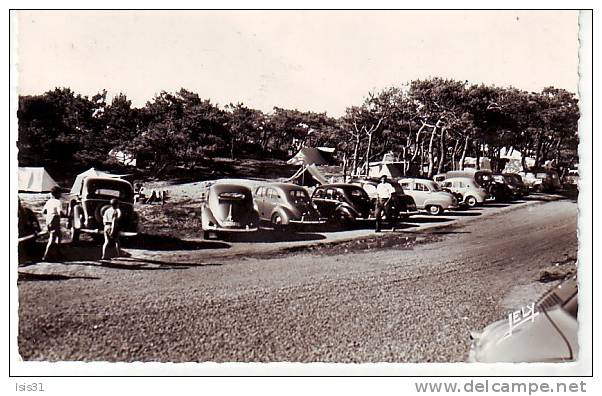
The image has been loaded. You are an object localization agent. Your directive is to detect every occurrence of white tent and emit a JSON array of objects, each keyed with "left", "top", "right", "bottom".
[
  {"left": 287, "top": 147, "right": 336, "bottom": 166},
  {"left": 18, "top": 167, "right": 59, "bottom": 192},
  {"left": 367, "top": 162, "right": 404, "bottom": 178},
  {"left": 70, "top": 167, "right": 123, "bottom": 196},
  {"left": 285, "top": 164, "right": 328, "bottom": 186}
]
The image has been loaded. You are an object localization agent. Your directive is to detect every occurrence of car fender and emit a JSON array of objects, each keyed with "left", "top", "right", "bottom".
[
  {"left": 201, "top": 205, "right": 219, "bottom": 230},
  {"left": 336, "top": 204, "right": 358, "bottom": 220},
  {"left": 270, "top": 207, "right": 292, "bottom": 225},
  {"left": 424, "top": 197, "right": 452, "bottom": 209},
  {"left": 72, "top": 204, "right": 84, "bottom": 229}
]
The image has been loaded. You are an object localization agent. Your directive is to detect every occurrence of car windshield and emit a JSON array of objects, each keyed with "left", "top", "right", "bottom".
[
  {"left": 86, "top": 180, "right": 133, "bottom": 201},
  {"left": 537, "top": 278, "right": 578, "bottom": 319},
  {"left": 289, "top": 189, "right": 310, "bottom": 203},
  {"left": 426, "top": 181, "right": 440, "bottom": 191},
  {"left": 505, "top": 175, "right": 522, "bottom": 184},
  {"left": 348, "top": 187, "right": 369, "bottom": 200},
  {"left": 218, "top": 192, "right": 247, "bottom": 201}
]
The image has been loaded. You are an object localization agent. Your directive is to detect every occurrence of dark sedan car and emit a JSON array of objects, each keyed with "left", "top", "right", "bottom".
[
  {"left": 254, "top": 183, "right": 324, "bottom": 229},
  {"left": 201, "top": 183, "right": 259, "bottom": 239},
  {"left": 311, "top": 184, "right": 373, "bottom": 227},
  {"left": 349, "top": 177, "right": 419, "bottom": 219},
  {"left": 69, "top": 176, "right": 139, "bottom": 242},
  {"left": 497, "top": 173, "right": 529, "bottom": 198},
  {"left": 18, "top": 200, "right": 41, "bottom": 243}
]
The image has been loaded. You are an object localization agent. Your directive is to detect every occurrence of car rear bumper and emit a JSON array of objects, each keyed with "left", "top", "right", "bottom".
[
  {"left": 204, "top": 226, "right": 259, "bottom": 233},
  {"left": 400, "top": 210, "right": 420, "bottom": 216},
  {"left": 289, "top": 219, "right": 326, "bottom": 224},
  {"left": 80, "top": 229, "right": 139, "bottom": 237}
]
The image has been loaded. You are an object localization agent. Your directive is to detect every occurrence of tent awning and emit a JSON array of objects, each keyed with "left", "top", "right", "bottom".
[
  {"left": 18, "top": 167, "right": 59, "bottom": 192},
  {"left": 70, "top": 168, "right": 128, "bottom": 196}
]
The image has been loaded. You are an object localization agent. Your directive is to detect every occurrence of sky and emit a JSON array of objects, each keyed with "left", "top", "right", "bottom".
[{"left": 15, "top": 10, "right": 580, "bottom": 116}]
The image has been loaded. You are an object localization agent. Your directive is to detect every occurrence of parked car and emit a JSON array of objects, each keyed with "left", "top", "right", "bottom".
[
  {"left": 519, "top": 170, "right": 561, "bottom": 193},
  {"left": 438, "top": 177, "right": 489, "bottom": 207},
  {"left": 498, "top": 173, "right": 529, "bottom": 198},
  {"left": 398, "top": 178, "right": 459, "bottom": 215},
  {"left": 562, "top": 168, "right": 579, "bottom": 189},
  {"left": 349, "top": 177, "right": 419, "bottom": 219},
  {"left": 18, "top": 200, "right": 41, "bottom": 243},
  {"left": 468, "top": 277, "right": 578, "bottom": 362},
  {"left": 488, "top": 177, "right": 515, "bottom": 202},
  {"left": 441, "top": 169, "right": 494, "bottom": 189},
  {"left": 311, "top": 184, "right": 374, "bottom": 227},
  {"left": 200, "top": 183, "right": 259, "bottom": 239},
  {"left": 433, "top": 173, "right": 447, "bottom": 184},
  {"left": 69, "top": 176, "right": 139, "bottom": 242},
  {"left": 253, "top": 183, "right": 324, "bottom": 228}
]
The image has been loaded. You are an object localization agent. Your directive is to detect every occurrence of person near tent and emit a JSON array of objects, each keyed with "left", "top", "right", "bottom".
[
  {"left": 134, "top": 183, "right": 147, "bottom": 203},
  {"left": 102, "top": 198, "right": 122, "bottom": 260},
  {"left": 41, "top": 186, "right": 65, "bottom": 261},
  {"left": 374, "top": 175, "right": 395, "bottom": 233},
  {"left": 145, "top": 188, "right": 168, "bottom": 205}
]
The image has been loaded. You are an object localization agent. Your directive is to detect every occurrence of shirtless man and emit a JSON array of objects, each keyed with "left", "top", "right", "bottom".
[{"left": 41, "top": 186, "right": 65, "bottom": 261}]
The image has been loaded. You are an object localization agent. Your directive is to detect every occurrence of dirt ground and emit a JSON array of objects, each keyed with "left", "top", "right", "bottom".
[{"left": 17, "top": 192, "right": 578, "bottom": 362}]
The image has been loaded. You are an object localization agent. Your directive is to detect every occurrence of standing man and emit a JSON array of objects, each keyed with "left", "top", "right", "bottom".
[
  {"left": 41, "top": 186, "right": 65, "bottom": 261},
  {"left": 102, "top": 198, "right": 122, "bottom": 260},
  {"left": 375, "top": 175, "right": 394, "bottom": 233}
]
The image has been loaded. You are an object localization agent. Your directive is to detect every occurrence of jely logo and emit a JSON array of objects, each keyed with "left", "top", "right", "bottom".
[{"left": 505, "top": 303, "right": 539, "bottom": 337}]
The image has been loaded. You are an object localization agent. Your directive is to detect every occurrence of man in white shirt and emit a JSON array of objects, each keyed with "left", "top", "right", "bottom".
[
  {"left": 102, "top": 199, "right": 122, "bottom": 260},
  {"left": 375, "top": 175, "right": 395, "bottom": 232},
  {"left": 41, "top": 186, "right": 65, "bottom": 261}
]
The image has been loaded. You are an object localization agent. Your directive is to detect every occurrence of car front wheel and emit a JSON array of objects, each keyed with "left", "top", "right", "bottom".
[
  {"left": 271, "top": 213, "right": 285, "bottom": 230},
  {"left": 426, "top": 205, "right": 443, "bottom": 216},
  {"left": 465, "top": 196, "right": 478, "bottom": 207}
]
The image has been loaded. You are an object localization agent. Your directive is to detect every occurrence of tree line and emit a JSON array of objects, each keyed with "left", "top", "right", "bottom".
[{"left": 17, "top": 77, "right": 579, "bottom": 178}]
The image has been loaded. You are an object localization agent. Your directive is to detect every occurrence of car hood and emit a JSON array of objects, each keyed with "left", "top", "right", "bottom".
[{"left": 469, "top": 307, "right": 578, "bottom": 363}]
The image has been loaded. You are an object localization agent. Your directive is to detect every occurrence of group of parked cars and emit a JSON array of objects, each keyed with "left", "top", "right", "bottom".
[
  {"left": 196, "top": 168, "right": 559, "bottom": 240},
  {"left": 18, "top": 166, "right": 572, "bottom": 243}
]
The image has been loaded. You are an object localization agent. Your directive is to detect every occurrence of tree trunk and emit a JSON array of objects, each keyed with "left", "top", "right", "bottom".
[
  {"left": 459, "top": 135, "right": 469, "bottom": 170},
  {"left": 555, "top": 137, "right": 563, "bottom": 165},
  {"left": 342, "top": 152, "right": 348, "bottom": 182},
  {"left": 352, "top": 134, "right": 360, "bottom": 175},
  {"left": 427, "top": 127, "right": 437, "bottom": 178},
  {"left": 420, "top": 140, "right": 425, "bottom": 177},
  {"left": 401, "top": 145, "right": 407, "bottom": 176},
  {"left": 451, "top": 138, "right": 459, "bottom": 171},
  {"left": 475, "top": 140, "right": 481, "bottom": 170},
  {"left": 534, "top": 129, "right": 544, "bottom": 168},
  {"left": 365, "top": 131, "right": 373, "bottom": 176},
  {"left": 436, "top": 127, "right": 447, "bottom": 175}
]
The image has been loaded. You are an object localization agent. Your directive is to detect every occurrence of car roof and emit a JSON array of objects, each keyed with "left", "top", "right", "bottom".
[
  {"left": 259, "top": 182, "right": 307, "bottom": 192},
  {"left": 316, "top": 183, "right": 364, "bottom": 189},
  {"left": 210, "top": 183, "right": 252, "bottom": 193},
  {"left": 399, "top": 178, "right": 434, "bottom": 183},
  {"left": 84, "top": 176, "right": 132, "bottom": 186},
  {"left": 443, "top": 177, "right": 474, "bottom": 182}
]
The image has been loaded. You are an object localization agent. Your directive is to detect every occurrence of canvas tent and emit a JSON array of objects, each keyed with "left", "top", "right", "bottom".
[
  {"left": 367, "top": 162, "right": 404, "bottom": 178},
  {"left": 287, "top": 147, "right": 335, "bottom": 166},
  {"left": 286, "top": 164, "right": 328, "bottom": 187},
  {"left": 18, "top": 167, "right": 59, "bottom": 192},
  {"left": 70, "top": 168, "right": 127, "bottom": 196}
]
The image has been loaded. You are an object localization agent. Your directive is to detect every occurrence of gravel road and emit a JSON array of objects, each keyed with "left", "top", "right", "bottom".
[{"left": 17, "top": 199, "right": 578, "bottom": 362}]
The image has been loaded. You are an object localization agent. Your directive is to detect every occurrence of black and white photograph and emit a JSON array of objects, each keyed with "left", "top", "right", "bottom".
[{"left": 8, "top": 6, "right": 594, "bottom": 388}]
